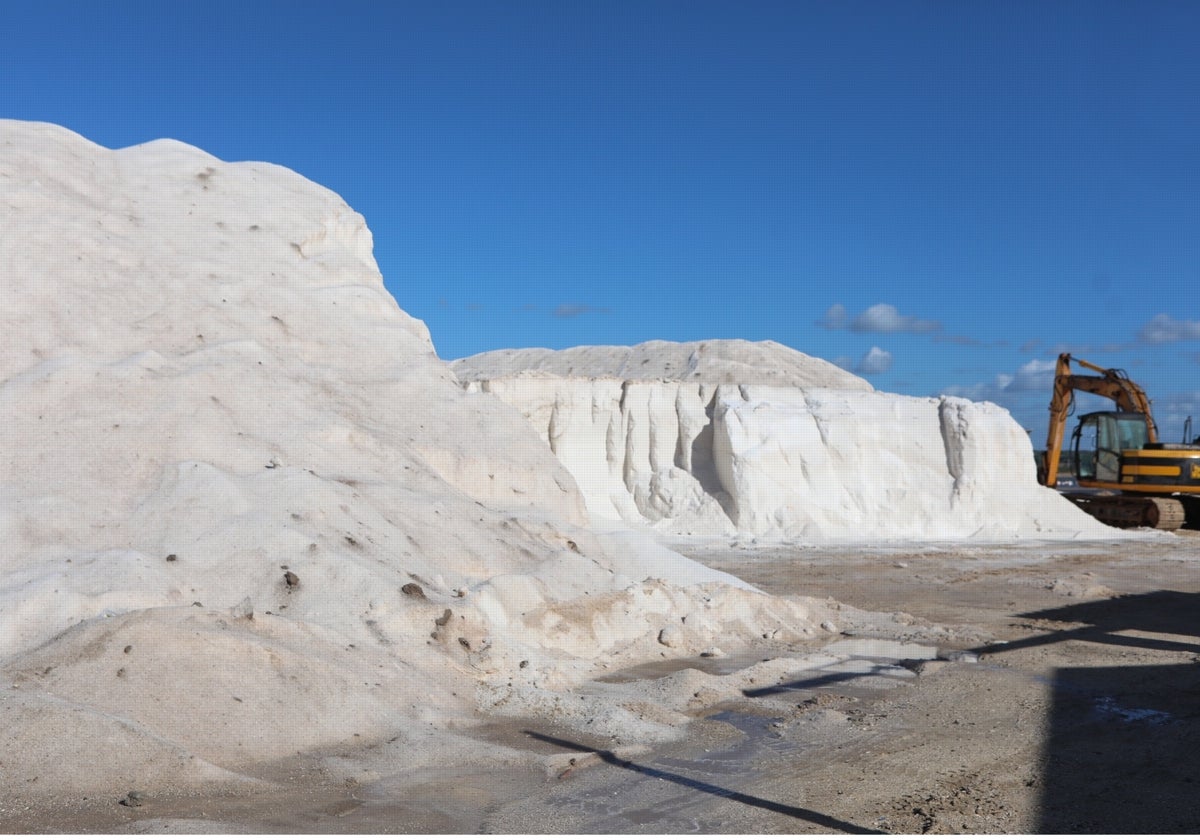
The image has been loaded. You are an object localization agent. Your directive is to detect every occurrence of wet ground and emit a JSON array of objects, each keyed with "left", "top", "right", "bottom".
[
  {"left": 9, "top": 531, "right": 1200, "bottom": 833},
  {"left": 484, "top": 532, "right": 1200, "bottom": 834}
]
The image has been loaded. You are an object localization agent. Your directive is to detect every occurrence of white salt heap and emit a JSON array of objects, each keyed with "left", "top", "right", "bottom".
[
  {"left": 0, "top": 121, "right": 834, "bottom": 803},
  {"left": 453, "top": 342, "right": 1114, "bottom": 541}
]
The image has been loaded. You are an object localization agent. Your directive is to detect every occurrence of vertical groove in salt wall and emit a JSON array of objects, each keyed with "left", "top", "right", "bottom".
[
  {"left": 468, "top": 377, "right": 1108, "bottom": 540},
  {"left": 475, "top": 377, "right": 735, "bottom": 527}
]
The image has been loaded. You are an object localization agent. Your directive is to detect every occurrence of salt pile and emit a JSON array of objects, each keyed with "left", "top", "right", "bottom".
[
  {"left": 0, "top": 121, "right": 834, "bottom": 803},
  {"left": 453, "top": 342, "right": 1114, "bottom": 540}
]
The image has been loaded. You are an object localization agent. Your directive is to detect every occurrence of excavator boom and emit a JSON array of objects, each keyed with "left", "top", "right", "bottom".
[{"left": 1043, "top": 353, "right": 1157, "bottom": 488}]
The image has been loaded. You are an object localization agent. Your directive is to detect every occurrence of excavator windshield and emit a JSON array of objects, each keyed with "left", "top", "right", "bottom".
[{"left": 1074, "top": 412, "right": 1150, "bottom": 482}]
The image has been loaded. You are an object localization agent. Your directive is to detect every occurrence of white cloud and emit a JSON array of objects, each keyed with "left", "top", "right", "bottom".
[
  {"left": 938, "top": 359, "right": 1054, "bottom": 404},
  {"left": 1138, "top": 313, "right": 1200, "bottom": 344},
  {"left": 850, "top": 303, "right": 940, "bottom": 335},
  {"left": 818, "top": 302, "right": 940, "bottom": 335},
  {"left": 830, "top": 348, "right": 893, "bottom": 375},
  {"left": 856, "top": 346, "right": 893, "bottom": 375},
  {"left": 816, "top": 303, "right": 849, "bottom": 330},
  {"left": 1005, "top": 358, "right": 1057, "bottom": 393}
]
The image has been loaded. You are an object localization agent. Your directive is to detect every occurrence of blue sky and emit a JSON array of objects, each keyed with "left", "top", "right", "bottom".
[{"left": 5, "top": 1, "right": 1200, "bottom": 442}]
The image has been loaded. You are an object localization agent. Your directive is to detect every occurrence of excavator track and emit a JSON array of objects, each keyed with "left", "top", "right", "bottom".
[
  {"left": 1146, "top": 497, "right": 1188, "bottom": 530},
  {"left": 1065, "top": 492, "right": 1187, "bottom": 530}
]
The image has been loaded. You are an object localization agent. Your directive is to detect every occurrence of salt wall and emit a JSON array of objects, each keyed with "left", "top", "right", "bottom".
[{"left": 456, "top": 362, "right": 1113, "bottom": 541}]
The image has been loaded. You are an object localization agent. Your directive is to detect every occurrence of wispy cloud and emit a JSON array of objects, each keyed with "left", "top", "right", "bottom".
[
  {"left": 816, "top": 304, "right": 849, "bottom": 330},
  {"left": 1155, "top": 391, "right": 1200, "bottom": 441},
  {"left": 1138, "top": 313, "right": 1200, "bottom": 344},
  {"left": 1160, "top": 390, "right": 1200, "bottom": 412},
  {"left": 1046, "top": 341, "right": 1131, "bottom": 357},
  {"left": 553, "top": 303, "right": 611, "bottom": 318},
  {"left": 933, "top": 334, "right": 985, "bottom": 347}
]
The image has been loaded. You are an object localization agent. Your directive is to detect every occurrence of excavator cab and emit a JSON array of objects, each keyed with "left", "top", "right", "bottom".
[{"left": 1071, "top": 411, "right": 1151, "bottom": 483}]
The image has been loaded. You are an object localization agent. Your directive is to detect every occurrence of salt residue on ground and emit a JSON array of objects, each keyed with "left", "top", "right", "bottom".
[
  {"left": 453, "top": 344, "right": 1116, "bottom": 541},
  {"left": 0, "top": 121, "right": 835, "bottom": 805}
]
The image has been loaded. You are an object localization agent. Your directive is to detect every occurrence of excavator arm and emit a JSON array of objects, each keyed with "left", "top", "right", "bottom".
[{"left": 1042, "top": 353, "right": 1158, "bottom": 487}]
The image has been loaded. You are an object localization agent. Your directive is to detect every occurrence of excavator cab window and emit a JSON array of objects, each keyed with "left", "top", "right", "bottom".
[{"left": 1073, "top": 412, "right": 1149, "bottom": 483}]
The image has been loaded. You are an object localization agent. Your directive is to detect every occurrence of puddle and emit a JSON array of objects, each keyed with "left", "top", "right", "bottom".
[
  {"left": 821, "top": 638, "right": 939, "bottom": 660},
  {"left": 1091, "top": 695, "right": 1174, "bottom": 725},
  {"left": 598, "top": 636, "right": 937, "bottom": 687},
  {"left": 974, "top": 661, "right": 1178, "bottom": 728},
  {"left": 593, "top": 642, "right": 827, "bottom": 684},
  {"left": 709, "top": 708, "right": 784, "bottom": 731},
  {"left": 593, "top": 636, "right": 941, "bottom": 708},
  {"left": 818, "top": 658, "right": 915, "bottom": 677}
]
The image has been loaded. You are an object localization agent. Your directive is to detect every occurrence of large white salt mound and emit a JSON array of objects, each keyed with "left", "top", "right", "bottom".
[
  {"left": 453, "top": 344, "right": 1116, "bottom": 541},
  {"left": 0, "top": 121, "right": 833, "bottom": 802}
]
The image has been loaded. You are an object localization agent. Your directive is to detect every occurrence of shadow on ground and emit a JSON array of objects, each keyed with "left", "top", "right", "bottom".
[
  {"left": 977, "top": 590, "right": 1200, "bottom": 832},
  {"left": 742, "top": 665, "right": 900, "bottom": 698},
  {"left": 977, "top": 589, "right": 1200, "bottom": 658},
  {"left": 522, "top": 730, "right": 883, "bottom": 834}
]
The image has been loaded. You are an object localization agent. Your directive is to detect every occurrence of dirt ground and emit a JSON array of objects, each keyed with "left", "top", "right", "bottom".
[
  {"left": 686, "top": 532, "right": 1200, "bottom": 834},
  {"left": 8, "top": 530, "right": 1200, "bottom": 834}
]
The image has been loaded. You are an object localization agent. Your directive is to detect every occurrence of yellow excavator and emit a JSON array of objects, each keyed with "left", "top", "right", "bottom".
[{"left": 1041, "top": 353, "right": 1200, "bottom": 529}]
